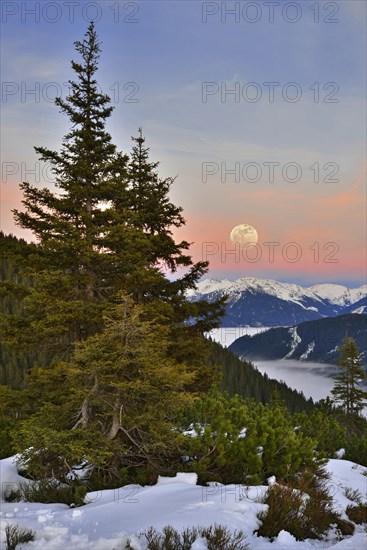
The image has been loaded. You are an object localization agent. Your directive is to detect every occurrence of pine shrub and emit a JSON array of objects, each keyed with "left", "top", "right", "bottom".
[
  {"left": 343, "top": 487, "right": 363, "bottom": 504},
  {"left": 334, "top": 518, "right": 356, "bottom": 536},
  {"left": 344, "top": 430, "right": 367, "bottom": 467},
  {"left": 135, "top": 525, "right": 248, "bottom": 549},
  {"left": 200, "top": 524, "right": 248, "bottom": 550},
  {"left": 5, "top": 479, "right": 87, "bottom": 507},
  {"left": 179, "top": 390, "right": 318, "bottom": 485},
  {"left": 257, "top": 471, "right": 350, "bottom": 540},
  {"left": 346, "top": 503, "right": 367, "bottom": 524},
  {"left": 257, "top": 483, "right": 305, "bottom": 539},
  {"left": 5, "top": 524, "right": 35, "bottom": 550}
]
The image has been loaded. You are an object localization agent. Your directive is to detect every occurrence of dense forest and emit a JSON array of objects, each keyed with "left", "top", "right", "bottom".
[{"left": 0, "top": 233, "right": 40, "bottom": 387}]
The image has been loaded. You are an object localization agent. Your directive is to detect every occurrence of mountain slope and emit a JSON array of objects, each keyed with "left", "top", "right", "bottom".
[
  {"left": 187, "top": 277, "right": 367, "bottom": 327},
  {"left": 228, "top": 313, "right": 367, "bottom": 364}
]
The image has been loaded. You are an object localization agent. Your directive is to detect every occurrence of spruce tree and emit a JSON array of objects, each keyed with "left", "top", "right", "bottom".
[
  {"left": 1, "top": 24, "right": 225, "bottom": 481},
  {"left": 7, "top": 23, "right": 128, "bottom": 354},
  {"left": 11, "top": 294, "right": 197, "bottom": 481},
  {"left": 2, "top": 23, "right": 223, "bottom": 358},
  {"left": 15, "top": 23, "right": 125, "bottom": 274},
  {"left": 128, "top": 128, "right": 184, "bottom": 238},
  {"left": 110, "top": 128, "right": 212, "bottom": 306},
  {"left": 331, "top": 337, "right": 367, "bottom": 417}
]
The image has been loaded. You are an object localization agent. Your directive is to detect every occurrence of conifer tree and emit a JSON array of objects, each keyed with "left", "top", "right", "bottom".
[
  {"left": 7, "top": 23, "right": 128, "bottom": 354},
  {"left": 128, "top": 128, "right": 183, "bottom": 237},
  {"left": 331, "top": 337, "right": 367, "bottom": 417},
  {"left": 110, "top": 127, "right": 212, "bottom": 306},
  {"left": 2, "top": 23, "right": 223, "bottom": 358},
  {"left": 1, "top": 24, "right": 225, "bottom": 480},
  {"left": 11, "top": 295, "right": 197, "bottom": 481},
  {"left": 15, "top": 23, "right": 125, "bottom": 274}
]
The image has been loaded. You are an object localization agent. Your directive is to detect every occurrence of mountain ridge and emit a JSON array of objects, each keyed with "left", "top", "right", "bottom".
[
  {"left": 187, "top": 277, "right": 367, "bottom": 327},
  {"left": 228, "top": 313, "right": 367, "bottom": 365}
]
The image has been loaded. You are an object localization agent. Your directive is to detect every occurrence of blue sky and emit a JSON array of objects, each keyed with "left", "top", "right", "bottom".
[{"left": 1, "top": 1, "right": 366, "bottom": 286}]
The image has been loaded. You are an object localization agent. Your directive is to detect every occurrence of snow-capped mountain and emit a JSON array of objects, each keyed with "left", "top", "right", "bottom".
[
  {"left": 309, "top": 283, "right": 367, "bottom": 307},
  {"left": 229, "top": 313, "right": 367, "bottom": 365},
  {"left": 187, "top": 277, "right": 367, "bottom": 327}
]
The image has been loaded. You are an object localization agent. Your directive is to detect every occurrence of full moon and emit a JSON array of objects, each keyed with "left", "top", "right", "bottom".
[{"left": 230, "top": 224, "right": 258, "bottom": 245}]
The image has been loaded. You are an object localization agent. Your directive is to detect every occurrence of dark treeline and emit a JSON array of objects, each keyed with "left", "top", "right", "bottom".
[{"left": 0, "top": 232, "right": 40, "bottom": 387}]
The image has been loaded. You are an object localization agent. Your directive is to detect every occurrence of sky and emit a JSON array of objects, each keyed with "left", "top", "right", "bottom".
[{"left": 1, "top": 0, "right": 366, "bottom": 287}]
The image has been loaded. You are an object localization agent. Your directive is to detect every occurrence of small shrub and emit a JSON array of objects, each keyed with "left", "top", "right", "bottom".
[
  {"left": 141, "top": 526, "right": 159, "bottom": 549},
  {"left": 4, "top": 487, "right": 20, "bottom": 503},
  {"left": 257, "top": 474, "right": 344, "bottom": 540},
  {"left": 5, "top": 524, "right": 35, "bottom": 550},
  {"left": 334, "top": 518, "right": 355, "bottom": 535},
  {"left": 343, "top": 487, "right": 363, "bottom": 504},
  {"left": 140, "top": 525, "right": 248, "bottom": 549},
  {"left": 143, "top": 525, "right": 181, "bottom": 550},
  {"left": 180, "top": 527, "right": 201, "bottom": 549},
  {"left": 200, "top": 524, "right": 248, "bottom": 550},
  {"left": 346, "top": 503, "right": 367, "bottom": 524},
  {"left": 257, "top": 484, "right": 305, "bottom": 540},
  {"left": 301, "top": 479, "right": 341, "bottom": 537},
  {"left": 4, "top": 479, "right": 87, "bottom": 507}
]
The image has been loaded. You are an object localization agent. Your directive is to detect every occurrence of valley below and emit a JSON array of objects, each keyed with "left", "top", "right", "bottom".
[
  {"left": 209, "top": 327, "right": 359, "bottom": 404},
  {"left": 254, "top": 360, "right": 338, "bottom": 402}
]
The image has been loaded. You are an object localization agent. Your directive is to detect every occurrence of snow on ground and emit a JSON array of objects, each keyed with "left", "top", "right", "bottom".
[
  {"left": 0, "top": 455, "right": 31, "bottom": 500},
  {"left": 325, "top": 459, "right": 367, "bottom": 515},
  {"left": 0, "top": 456, "right": 366, "bottom": 549},
  {"left": 283, "top": 327, "right": 302, "bottom": 359}
]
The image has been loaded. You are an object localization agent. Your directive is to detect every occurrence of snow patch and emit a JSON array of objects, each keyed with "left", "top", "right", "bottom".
[
  {"left": 334, "top": 448, "right": 346, "bottom": 459},
  {"left": 0, "top": 455, "right": 31, "bottom": 501},
  {"left": 283, "top": 327, "right": 301, "bottom": 359},
  {"left": 275, "top": 530, "right": 298, "bottom": 547},
  {"left": 352, "top": 306, "right": 367, "bottom": 314},
  {"left": 300, "top": 341, "right": 315, "bottom": 360},
  {"left": 157, "top": 472, "right": 198, "bottom": 485}
]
